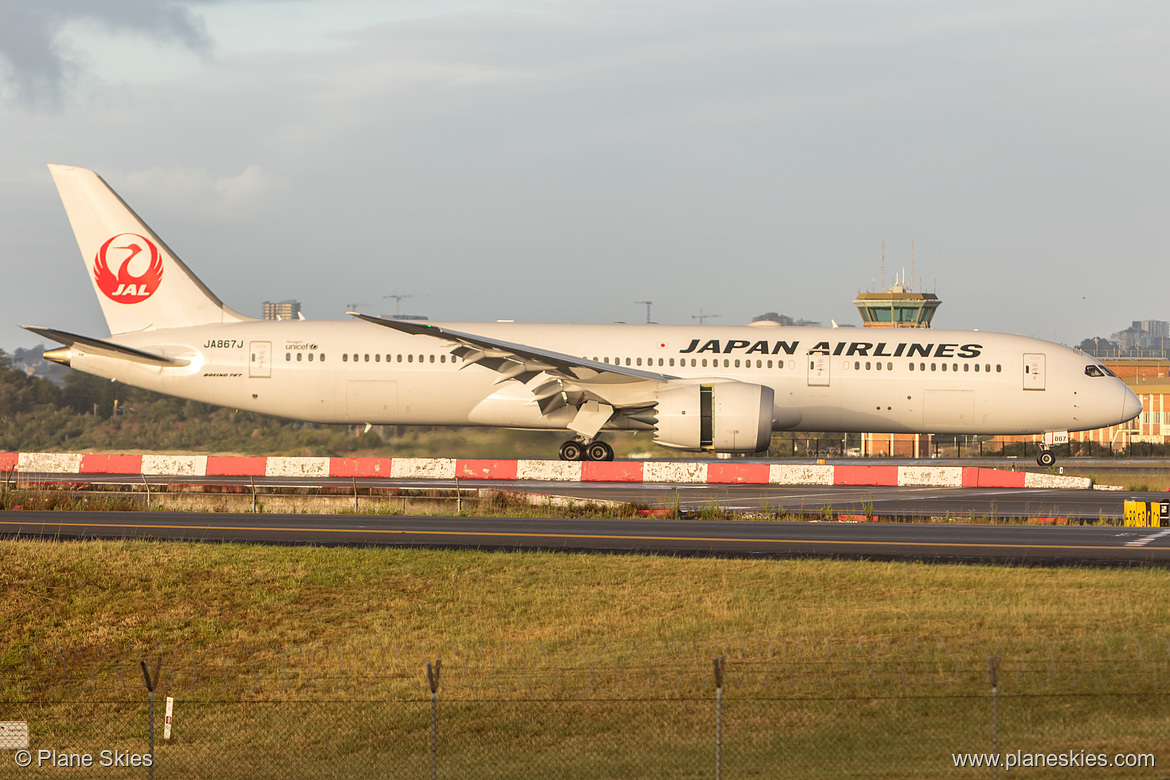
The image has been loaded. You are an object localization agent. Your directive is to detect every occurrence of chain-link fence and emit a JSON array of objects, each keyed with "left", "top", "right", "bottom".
[{"left": 2, "top": 637, "right": 1167, "bottom": 778}]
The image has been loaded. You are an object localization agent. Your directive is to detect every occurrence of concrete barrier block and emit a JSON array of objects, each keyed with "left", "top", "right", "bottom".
[
  {"left": 265, "top": 457, "right": 330, "bottom": 478},
  {"left": 1023, "top": 472, "right": 1092, "bottom": 489},
  {"left": 79, "top": 454, "right": 143, "bottom": 475},
  {"left": 582, "top": 461, "right": 645, "bottom": 482},
  {"left": 18, "top": 453, "right": 83, "bottom": 473},
  {"left": 329, "top": 458, "right": 393, "bottom": 478},
  {"left": 206, "top": 456, "right": 268, "bottom": 477},
  {"left": 643, "top": 462, "right": 708, "bottom": 483},
  {"left": 707, "top": 463, "right": 770, "bottom": 484},
  {"left": 455, "top": 459, "right": 519, "bottom": 480},
  {"left": 962, "top": 468, "right": 1026, "bottom": 488},
  {"left": 769, "top": 464, "right": 834, "bottom": 485},
  {"left": 835, "top": 465, "right": 899, "bottom": 486},
  {"left": 516, "top": 460, "right": 582, "bottom": 481},
  {"left": 390, "top": 458, "right": 456, "bottom": 480},
  {"left": 897, "top": 466, "right": 963, "bottom": 487},
  {"left": 141, "top": 455, "right": 208, "bottom": 476}
]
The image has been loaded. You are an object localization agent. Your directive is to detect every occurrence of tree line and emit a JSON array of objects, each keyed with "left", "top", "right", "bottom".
[{"left": 0, "top": 349, "right": 383, "bottom": 455}]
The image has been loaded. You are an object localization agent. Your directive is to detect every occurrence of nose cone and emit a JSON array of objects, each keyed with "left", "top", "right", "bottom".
[{"left": 1120, "top": 385, "right": 1142, "bottom": 424}]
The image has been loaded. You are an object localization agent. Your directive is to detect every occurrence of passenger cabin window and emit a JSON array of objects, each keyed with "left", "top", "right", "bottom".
[{"left": 342, "top": 354, "right": 348, "bottom": 362}]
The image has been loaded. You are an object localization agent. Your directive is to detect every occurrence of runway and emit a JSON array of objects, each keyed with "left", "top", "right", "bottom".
[
  {"left": 21, "top": 472, "right": 1152, "bottom": 521},
  {"left": 2, "top": 508, "right": 1168, "bottom": 565}
]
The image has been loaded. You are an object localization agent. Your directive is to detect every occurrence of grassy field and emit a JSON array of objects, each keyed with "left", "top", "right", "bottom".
[
  {"left": 2, "top": 540, "right": 1168, "bottom": 777},
  {"left": 1062, "top": 466, "right": 1170, "bottom": 493}
]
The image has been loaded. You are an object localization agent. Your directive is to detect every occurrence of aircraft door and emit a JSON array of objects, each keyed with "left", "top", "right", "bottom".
[
  {"left": 1023, "top": 353, "right": 1045, "bottom": 391},
  {"left": 807, "top": 353, "right": 830, "bottom": 387},
  {"left": 249, "top": 341, "right": 272, "bottom": 378}
]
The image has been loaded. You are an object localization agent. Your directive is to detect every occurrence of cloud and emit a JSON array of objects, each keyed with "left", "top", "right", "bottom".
[
  {"left": 122, "top": 163, "right": 285, "bottom": 218},
  {"left": 0, "top": 0, "right": 219, "bottom": 106}
]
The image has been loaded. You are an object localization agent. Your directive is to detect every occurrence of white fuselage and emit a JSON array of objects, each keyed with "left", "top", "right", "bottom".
[{"left": 66, "top": 321, "right": 1139, "bottom": 437}]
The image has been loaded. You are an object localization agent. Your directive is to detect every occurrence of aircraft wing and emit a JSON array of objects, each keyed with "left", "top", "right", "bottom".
[
  {"left": 349, "top": 313, "right": 676, "bottom": 384},
  {"left": 21, "top": 326, "right": 190, "bottom": 367}
]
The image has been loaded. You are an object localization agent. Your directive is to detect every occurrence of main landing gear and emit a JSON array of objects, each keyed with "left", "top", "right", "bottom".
[
  {"left": 1036, "top": 445, "right": 1056, "bottom": 468},
  {"left": 559, "top": 439, "right": 614, "bottom": 462}
]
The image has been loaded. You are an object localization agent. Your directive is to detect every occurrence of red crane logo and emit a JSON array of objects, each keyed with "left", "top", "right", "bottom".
[{"left": 93, "top": 233, "right": 163, "bottom": 304}]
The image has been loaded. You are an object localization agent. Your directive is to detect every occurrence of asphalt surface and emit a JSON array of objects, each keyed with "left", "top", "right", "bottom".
[
  {"left": 26, "top": 472, "right": 1157, "bottom": 521},
  {"left": 6, "top": 457, "right": 1168, "bottom": 565},
  {"left": 3, "top": 508, "right": 1169, "bottom": 565}
]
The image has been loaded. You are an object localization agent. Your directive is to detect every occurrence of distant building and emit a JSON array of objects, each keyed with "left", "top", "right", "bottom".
[
  {"left": 1109, "top": 320, "right": 1169, "bottom": 355},
  {"left": 263, "top": 300, "right": 302, "bottom": 320},
  {"left": 6, "top": 345, "right": 69, "bottom": 385},
  {"left": 749, "top": 312, "right": 820, "bottom": 327},
  {"left": 1139, "top": 320, "right": 1170, "bottom": 339}
]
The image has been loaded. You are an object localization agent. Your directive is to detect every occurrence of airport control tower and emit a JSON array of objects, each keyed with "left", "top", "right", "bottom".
[
  {"left": 854, "top": 248, "right": 939, "bottom": 457},
  {"left": 852, "top": 283, "right": 939, "bottom": 328},
  {"left": 853, "top": 243, "right": 939, "bottom": 328}
]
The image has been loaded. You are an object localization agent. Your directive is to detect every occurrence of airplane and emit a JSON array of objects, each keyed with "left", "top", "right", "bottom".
[{"left": 25, "top": 164, "right": 1141, "bottom": 467}]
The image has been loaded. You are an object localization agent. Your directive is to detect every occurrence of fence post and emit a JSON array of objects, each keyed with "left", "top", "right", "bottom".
[
  {"left": 427, "top": 659, "right": 442, "bottom": 780},
  {"left": 713, "top": 655, "right": 725, "bottom": 780},
  {"left": 989, "top": 655, "right": 1000, "bottom": 780},
  {"left": 141, "top": 658, "right": 161, "bottom": 780}
]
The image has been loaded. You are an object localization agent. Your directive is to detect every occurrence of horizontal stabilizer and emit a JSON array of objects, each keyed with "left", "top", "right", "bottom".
[{"left": 21, "top": 326, "right": 189, "bottom": 367}]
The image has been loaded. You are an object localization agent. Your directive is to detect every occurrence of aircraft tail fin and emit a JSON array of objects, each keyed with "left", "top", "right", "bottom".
[{"left": 47, "top": 164, "right": 253, "bottom": 334}]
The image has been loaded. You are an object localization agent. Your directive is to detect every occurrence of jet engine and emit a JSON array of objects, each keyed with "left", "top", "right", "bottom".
[{"left": 651, "top": 379, "right": 775, "bottom": 453}]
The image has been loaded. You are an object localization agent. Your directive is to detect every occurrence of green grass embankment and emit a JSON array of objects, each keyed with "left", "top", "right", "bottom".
[{"left": 2, "top": 541, "right": 1168, "bottom": 778}]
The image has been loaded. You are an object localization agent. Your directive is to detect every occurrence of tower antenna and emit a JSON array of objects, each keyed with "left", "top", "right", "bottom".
[{"left": 910, "top": 240, "right": 916, "bottom": 292}]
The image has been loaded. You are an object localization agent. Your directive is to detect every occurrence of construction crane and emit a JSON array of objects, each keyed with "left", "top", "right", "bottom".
[
  {"left": 384, "top": 293, "right": 428, "bottom": 316},
  {"left": 691, "top": 309, "right": 720, "bottom": 325},
  {"left": 634, "top": 300, "right": 653, "bottom": 324},
  {"left": 346, "top": 303, "right": 369, "bottom": 312}
]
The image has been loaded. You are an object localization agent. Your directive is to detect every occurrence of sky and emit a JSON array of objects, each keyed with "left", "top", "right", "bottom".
[{"left": 2, "top": 0, "right": 1167, "bottom": 351}]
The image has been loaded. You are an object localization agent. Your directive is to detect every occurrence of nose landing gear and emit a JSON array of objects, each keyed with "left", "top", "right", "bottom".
[
  {"left": 1036, "top": 446, "right": 1056, "bottom": 467},
  {"left": 559, "top": 439, "right": 614, "bottom": 461}
]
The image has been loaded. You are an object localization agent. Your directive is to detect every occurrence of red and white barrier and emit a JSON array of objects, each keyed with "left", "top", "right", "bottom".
[{"left": 0, "top": 452, "right": 1094, "bottom": 489}]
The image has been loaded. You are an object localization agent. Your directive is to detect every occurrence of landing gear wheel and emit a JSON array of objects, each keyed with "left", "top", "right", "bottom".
[
  {"left": 585, "top": 441, "right": 614, "bottom": 462},
  {"left": 1037, "top": 450, "right": 1056, "bottom": 468},
  {"left": 559, "top": 440, "right": 584, "bottom": 461}
]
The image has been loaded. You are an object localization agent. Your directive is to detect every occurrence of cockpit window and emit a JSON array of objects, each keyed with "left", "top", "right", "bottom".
[{"left": 1085, "top": 365, "right": 1106, "bottom": 378}]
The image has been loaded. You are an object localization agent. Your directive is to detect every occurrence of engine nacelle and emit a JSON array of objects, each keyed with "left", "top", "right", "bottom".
[{"left": 653, "top": 379, "right": 774, "bottom": 453}]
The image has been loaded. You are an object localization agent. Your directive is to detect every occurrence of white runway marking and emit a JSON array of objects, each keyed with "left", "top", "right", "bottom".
[{"left": 1124, "top": 529, "right": 1170, "bottom": 547}]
